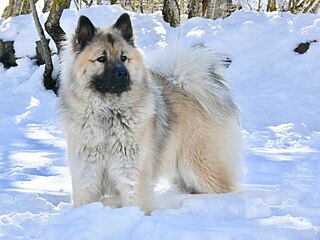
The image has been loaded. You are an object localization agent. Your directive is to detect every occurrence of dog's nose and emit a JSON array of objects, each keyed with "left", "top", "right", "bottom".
[
  {"left": 92, "top": 65, "right": 130, "bottom": 94},
  {"left": 110, "top": 66, "right": 130, "bottom": 94},
  {"left": 115, "top": 67, "right": 128, "bottom": 79}
]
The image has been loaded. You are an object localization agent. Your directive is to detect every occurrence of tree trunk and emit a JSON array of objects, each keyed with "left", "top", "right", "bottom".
[
  {"left": 257, "top": 0, "right": 262, "bottom": 11},
  {"left": 21, "top": 0, "right": 31, "bottom": 14},
  {"left": 42, "top": 0, "right": 53, "bottom": 12},
  {"left": 163, "top": 0, "right": 180, "bottom": 27},
  {"left": 187, "top": 0, "right": 196, "bottom": 18},
  {"left": 303, "top": 0, "right": 320, "bottom": 13},
  {"left": 2, "top": 0, "right": 15, "bottom": 18},
  {"left": 83, "top": 0, "right": 93, "bottom": 7},
  {"left": 271, "top": 0, "right": 277, "bottom": 11},
  {"left": 44, "top": 0, "right": 71, "bottom": 53},
  {"left": 267, "top": 0, "right": 271, "bottom": 11},
  {"left": 2, "top": 0, "right": 37, "bottom": 18},
  {"left": 139, "top": 0, "right": 144, "bottom": 13},
  {"left": 267, "top": 0, "right": 277, "bottom": 11},
  {"left": 13, "top": 0, "right": 23, "bottom": 16},
  {"left": 203, "top": 0, "right": 233, "bottom": 19},
  {"left": 29, "top": 0, "right": 54, "bottom": 90},
  {"left": 205, "top": 0, "right": 213, "bottom": 18}
]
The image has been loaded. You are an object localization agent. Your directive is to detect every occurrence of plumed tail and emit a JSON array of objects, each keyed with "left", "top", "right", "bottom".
[{"left": 147, "top": 42, "right": 239, "bottom": 121}]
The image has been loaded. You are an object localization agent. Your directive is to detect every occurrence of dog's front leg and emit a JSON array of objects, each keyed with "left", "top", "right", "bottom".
[
  {"left": 111, "top": 162, "right": 153, "bottom": 213},
  {"left": 70, "top": 164, "right": 103, "bottom": 207},
  {"left": 72, "top": 183, "right": 101, "bottom": 207}
]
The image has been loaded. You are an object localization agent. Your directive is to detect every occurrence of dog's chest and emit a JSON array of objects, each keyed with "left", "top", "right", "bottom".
[{"left": 77, "top": 108, "right": 139, "bottom": 160}]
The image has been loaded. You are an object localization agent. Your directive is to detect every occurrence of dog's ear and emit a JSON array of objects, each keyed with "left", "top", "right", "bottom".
[
  {"left": 75, "top": 15, "right": 96, "bottom": 49},
  {"left": 113, "top": 13, "right": 134, "bottom": 46}
]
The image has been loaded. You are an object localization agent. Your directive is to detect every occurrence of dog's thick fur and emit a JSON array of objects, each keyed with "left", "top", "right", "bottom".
[{"left": 58, "top": 13, "right": 243, "bottom": 212}]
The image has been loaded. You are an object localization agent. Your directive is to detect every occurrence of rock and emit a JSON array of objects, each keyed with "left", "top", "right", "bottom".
[
  {"left": 294, "top": 40, "right": 318, "bottom": 54},
  {"left": 0, "top": 40, "right": 4, "bottom": 59},
  {"left": 0, "top": 40, "right": 17, "bottom": 68}
]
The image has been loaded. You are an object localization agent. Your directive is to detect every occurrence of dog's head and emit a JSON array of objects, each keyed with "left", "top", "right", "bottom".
[{"left": 61, "top": 14, "right": 150, "bottom": 107}]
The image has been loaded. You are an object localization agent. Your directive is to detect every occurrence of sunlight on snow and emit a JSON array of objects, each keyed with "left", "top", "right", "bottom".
[
  {"left": 26, "top": 124, "right": 66, "bottom": 149},
  {"left": 14, "top": 97, "right": 40, "bottom": 124},
  {"left": 248, "top": 123, "right": 318, "bottom": 161},
  {"left": 259, "top": 215, "right": 318, "bottom": 231}
]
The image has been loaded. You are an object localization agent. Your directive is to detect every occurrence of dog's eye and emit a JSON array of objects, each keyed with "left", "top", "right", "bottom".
[
  {"left": 120, "top": 54, "right": 127, "bottom": 62},
  {"left": 97, "top": 56, "right": 107, "bottom": 63}
]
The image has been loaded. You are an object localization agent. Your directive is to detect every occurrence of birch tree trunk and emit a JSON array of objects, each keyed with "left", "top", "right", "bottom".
[
  {"left": 2, "top": 0, "right": 15, "bottom": 18},
  {"left": 202, "top": 0, "right": 233, "bottom": 19},
  {"left": 303, "top": 0, "right": 320, "bottom": 13},
  {"left": 267, "top": 0, "right": 277, "bottom": 11},
  {"left": 29, "top": 0, "right": 54, "bottom": 90},
  {"left": 163, "top": 0, "right": 180, "bottom": 27},
  {"left": 42, "top": 0, "right": 53, "bottom": 12},
  {"left": 211, "top": 0, "right": 232, "bottom": 19},
  {"left": 2, "top": 0, "right": 34, "bottom": 18},
  {"left": 257, "top": 0, "right": 262, "bottom": 11},
  {"left": 44, "top": 0, "right": 71, "bottom": 53},
  {"left": 205, "top": 0, "right": 213, "bottom": 18},
  {"left": 13, "top": 0, "right": 23, "bottom": 16},
  {"left": 188, "top": 0, "right": 202, "bottom": 18}
]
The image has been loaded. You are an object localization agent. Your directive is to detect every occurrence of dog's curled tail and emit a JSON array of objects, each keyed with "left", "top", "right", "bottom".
[{"left": 148, "top": 43, "right": 239, "bottom": 120}]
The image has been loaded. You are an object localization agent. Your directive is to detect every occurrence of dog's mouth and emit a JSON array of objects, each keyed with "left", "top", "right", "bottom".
[{"left": 94, "top": 81, "right": 131, "bottom": 95}]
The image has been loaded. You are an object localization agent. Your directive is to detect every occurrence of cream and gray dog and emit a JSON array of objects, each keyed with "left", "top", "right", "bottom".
[{"left": 59, "top": 13, "right": 243, "bottom": 212}]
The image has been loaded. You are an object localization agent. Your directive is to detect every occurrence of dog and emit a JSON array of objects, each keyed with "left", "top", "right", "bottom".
[{"left": 58, "top": 13, "right": 243, "bottom": 213}]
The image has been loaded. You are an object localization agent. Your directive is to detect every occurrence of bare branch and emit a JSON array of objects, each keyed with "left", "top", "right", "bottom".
[{"left": 29, "top": 0, "right": 54, "bottom": 90}]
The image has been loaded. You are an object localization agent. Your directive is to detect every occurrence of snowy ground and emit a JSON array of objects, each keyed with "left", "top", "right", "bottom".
[{"left": 0, "top": 5, "right": 320, "bottom": 239}]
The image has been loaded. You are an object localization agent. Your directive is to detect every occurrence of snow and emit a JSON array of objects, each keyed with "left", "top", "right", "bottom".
[{"left": 1, "top": 5, "right": 320, "bottom": 239}]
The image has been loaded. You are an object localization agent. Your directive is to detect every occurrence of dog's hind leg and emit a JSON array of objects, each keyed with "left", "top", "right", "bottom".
[
  {"left": 177, "top": 155, "right": 235, "bottom": 194},
  {"left": 176, "top": 120, "right": 242, "bottom": 194}
]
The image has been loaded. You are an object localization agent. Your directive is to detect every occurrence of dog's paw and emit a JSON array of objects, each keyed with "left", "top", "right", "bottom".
[{"left": 101, "top": 196, "right": 121, "bottom": 208}]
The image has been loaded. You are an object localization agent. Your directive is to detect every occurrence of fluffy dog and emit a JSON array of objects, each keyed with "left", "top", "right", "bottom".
[{"left": 58, "top": 13, "right": 243, "bottom": 212}]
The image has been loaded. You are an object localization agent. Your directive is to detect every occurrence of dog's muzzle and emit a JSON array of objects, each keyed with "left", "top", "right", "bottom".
[{"left": 92, "top": 66, "right": 130, "bottom": 94}]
